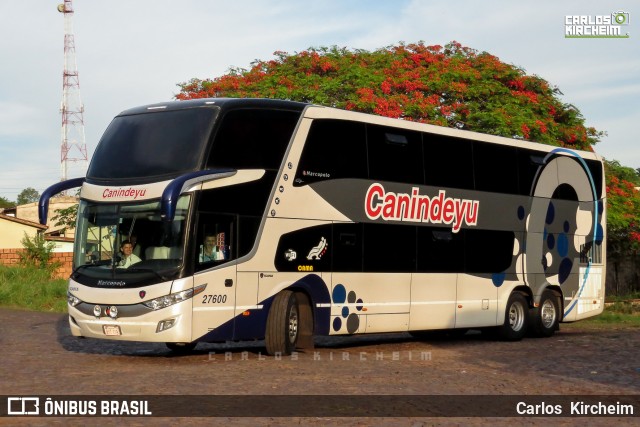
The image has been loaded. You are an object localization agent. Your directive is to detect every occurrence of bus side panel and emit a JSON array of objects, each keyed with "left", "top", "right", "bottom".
[
  {"left": 455, "top": 274, "right": 499, "bottom": 328},
  {"left": 409, "top": 273, "right": 456, "bottom": 331},
  {"left": 192, "top": 265, "right": 237, "bottom": 342},
  {"left": 233, "top": 272, "right": 262, "bottom": 339},
  {"left": 329, "top": 273, "right": 410, "bottom": 335}
]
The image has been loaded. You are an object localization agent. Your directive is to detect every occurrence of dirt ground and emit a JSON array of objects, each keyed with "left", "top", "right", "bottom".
[{"left": 0, "top": 307, "right": 638, "bottom": 425}]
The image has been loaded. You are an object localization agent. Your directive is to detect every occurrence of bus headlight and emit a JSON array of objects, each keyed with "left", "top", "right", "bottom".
[
  {"left": 142, "top": 284, "right": 207, "bottom": 311},
  {"left": 68, "top": 292, "right": 82, "bottom": 307}
]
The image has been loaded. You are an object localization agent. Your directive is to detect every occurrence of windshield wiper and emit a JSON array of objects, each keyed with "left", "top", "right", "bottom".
[
  {"left": 72, "top": 259, "right": 114, "bottom": 275},
  {"left": 125, "top": 267, "right": 169, "bottom": 282}
]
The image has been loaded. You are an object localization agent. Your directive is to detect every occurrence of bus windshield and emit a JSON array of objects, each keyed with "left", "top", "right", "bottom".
[
  {"left": 72, "top": 195, "right": 191, "bottom": 286},
  {"left": 87, "top": 107, "right": 218, "bottom": 181}
]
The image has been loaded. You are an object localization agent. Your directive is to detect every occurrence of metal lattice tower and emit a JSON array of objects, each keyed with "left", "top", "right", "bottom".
[{"left": 58, "top": 0, "right": 87, "bottom": 183}]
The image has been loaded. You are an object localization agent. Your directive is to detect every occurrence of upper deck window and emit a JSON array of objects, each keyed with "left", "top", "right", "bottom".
[
  {"left": 206, "top": 109, "right": 301, "bottom": 171},
  {"left": 87, "top": 107, "right": 218, "bottom": 181}
]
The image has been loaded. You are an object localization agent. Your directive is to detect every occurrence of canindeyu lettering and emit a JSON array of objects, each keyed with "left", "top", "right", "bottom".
[
  {"left": 102, "top": 188, "right": 147, "bottom": 199},
  {"left": 365, "top": 183, "right": 479, "bottom": 233}
]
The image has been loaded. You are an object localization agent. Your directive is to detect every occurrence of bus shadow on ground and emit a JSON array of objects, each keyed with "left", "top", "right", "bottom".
[{"left": 56, "top": 312, "right": 567, "bottom": 358}]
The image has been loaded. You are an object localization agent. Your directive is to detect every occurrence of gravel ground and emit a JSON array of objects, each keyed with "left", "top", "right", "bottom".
[{"left": 0, "top": 308, "right": 638, "bottom": 426}]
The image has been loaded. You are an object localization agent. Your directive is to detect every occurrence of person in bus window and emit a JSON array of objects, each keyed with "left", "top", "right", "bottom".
[
  {"left": 130, "top": 234, "right": 142, "bottom": 258},
  {"left": 200, "top": 232, "right": 227, "bottom": 262},
  {"left": 119, "top": 240, "right": 142, "bottom": 268}
]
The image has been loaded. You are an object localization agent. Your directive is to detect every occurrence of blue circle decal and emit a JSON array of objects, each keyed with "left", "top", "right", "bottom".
[
  {"left": 332, "top": 317, "right": 342, "bottom": 331},
  {"left": 557, "top": 233, "right": 569, "bottom": 257},
  {"left": 492, "top": 272, "right": 506, "bottom": 287},
  {"left": 564, "top": 221, "right": 570, "bottom": 233},
  {"left": 517, "top": 206, "right": 525, "bottom": 220},
  {"left": 559, "top": 258, "right": 573, "bottom": 284},
  {"left": 547, "top": 233, "right": 555, "bottom": 250},
  {"left": 341, "top": 306, "right": 349, "bottom": 318},
  {"left": 332, "top": 284, "right": 346, "bottom": 304},
  {"left": 356, "top": 298, "right": 363, "bottom": 311},
  {"left": 546, "top": 202, "right": 555, "bottom": 225}
]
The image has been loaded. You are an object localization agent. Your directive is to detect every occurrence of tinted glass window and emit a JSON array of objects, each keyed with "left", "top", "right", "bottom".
[
  {"left": 423, "top": 134, "right": 474, "bottom": 190},
  {"left": 585, "top": 159, "right": 604, "bottom": 199},
  {"left": 294, "top": 119, "right": 367, "bottom": 186},
  {"left": 197, "top": 171, "right": 277, "bottom": 217},
  {"left": 196, "top": 213, "right": 235, "bottom": 269},
  {"left": 88, "top": 108, "right": 217, "bottom": 180},
  {"left": 332, "top": 223, "right": 363, "bottom": 272},
  {"left": 474, "top": 142, "right": 518, "bottom": 194},
  {"left": 363, "top": 223, "right": 416, "bottom": 272},
  {"left": 517, "top": 148, "right": 545, "bottom": 195},
  {"left": 195, "top": 174, "right": 275, "bottom": 271},
  {"left": 208, "top": 109, "right": 300, "bottom": 170},
  {"left": 417, "top": 227, "right": 465, "bottom": 272},
  {"left": 367, "top": 125, "right": 423, "bottom": 183},
  {"left": 464, "top": 229, "right": 514, "bottom": 273}
]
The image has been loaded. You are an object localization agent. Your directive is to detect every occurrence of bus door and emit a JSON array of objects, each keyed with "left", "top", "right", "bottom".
[{"left": 191, "top": 215, "right": 237, "bottom": 341}]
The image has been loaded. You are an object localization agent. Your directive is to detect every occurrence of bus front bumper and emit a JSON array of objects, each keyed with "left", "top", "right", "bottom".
[{"left": 67, "top": 301, "right": 193, "bottom": 343}]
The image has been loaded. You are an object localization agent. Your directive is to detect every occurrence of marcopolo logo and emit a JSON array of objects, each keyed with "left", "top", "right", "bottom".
[{"left": 565, "top": 11, "right": 630, "bottom": 38}]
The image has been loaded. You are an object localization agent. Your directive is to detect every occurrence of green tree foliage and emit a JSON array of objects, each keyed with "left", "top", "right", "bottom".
[
  {"left": 178, "top": 41, "right": 604, "bottom": 150},
  {"left": 51, "top": 204, "right": 78, "bottom": 233},
  {"left": 19, "top": 232, "right": 58, "bottom": 272},
  {"left": 0, "top": 196, "right": 15, "bottom": 209},
  {"left": 605, "top": 160, "right": 640, "bottom": 260},
  {"left": 16, "top": 187, "right": 40, "bottom": 206}
]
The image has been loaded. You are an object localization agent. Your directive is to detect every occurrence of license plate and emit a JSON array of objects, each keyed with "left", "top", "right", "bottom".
[{"left": 102, "top": 325, "right": 121, "bottom": 336}]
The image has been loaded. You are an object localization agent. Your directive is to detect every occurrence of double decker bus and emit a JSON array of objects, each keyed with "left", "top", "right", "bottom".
[{"left": 40, "top": 98, "right": 606, "bottom": 354}]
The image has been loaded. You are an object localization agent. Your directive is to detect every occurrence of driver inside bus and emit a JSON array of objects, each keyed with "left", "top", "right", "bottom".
[
  {"left": 200, "top": 233, "right": 227, "bottom": 262},
  {"left": 119, "top": 240, "right": 142, "bottom": 268}
]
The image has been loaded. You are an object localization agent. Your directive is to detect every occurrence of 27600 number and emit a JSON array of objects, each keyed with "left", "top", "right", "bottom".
[{"left": 202, "top": 294, "right": 227, "bottom": 304}]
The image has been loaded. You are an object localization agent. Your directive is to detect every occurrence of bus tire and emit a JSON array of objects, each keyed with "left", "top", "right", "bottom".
[
  {"left": 529, "top": 290, "right": 560, "bottom": 338},
  {"left": 265, "top": 290, "right": 299, "bottom": 356},
  {"left": 499, "top": 292, "right": 529, "bottom": 341},
  {"left": 166, "top": 342, "right": 197, "bottom": 353}
]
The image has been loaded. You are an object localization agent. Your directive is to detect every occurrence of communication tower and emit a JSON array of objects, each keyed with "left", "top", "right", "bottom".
[{"left": 58, "top": 0, "right": 87, "bottom": 183}]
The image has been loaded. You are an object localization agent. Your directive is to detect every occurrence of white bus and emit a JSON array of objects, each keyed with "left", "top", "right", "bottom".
[{"left": 40, "top": 98, "right": 606, "bottom": 354}]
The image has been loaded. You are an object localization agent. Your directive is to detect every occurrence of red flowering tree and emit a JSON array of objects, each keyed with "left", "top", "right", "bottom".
[
  {"left": 605, "top": 160, "right": 640, "bottom": 292},
  {"left": 178, "top": 41, "right": 640, "bottom": 269},
  {"left": 177, "top": 41, "right": 604, "bottom": 150}
]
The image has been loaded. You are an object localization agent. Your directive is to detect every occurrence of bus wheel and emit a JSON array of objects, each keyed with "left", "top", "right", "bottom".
[
  {"left": 529, "top": 290, "right": 560, "bottom": 338},
  {"left": 265, "top": 290, "right": 299, "bottom": 356},
  {"left": 166, "top": 342, "right": 197, "bottom": 353},
  {"left": 499, "top": 292, "right": 529, "bottom": 341}
]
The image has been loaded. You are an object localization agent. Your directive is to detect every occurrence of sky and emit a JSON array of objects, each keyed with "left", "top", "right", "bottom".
[{"left": 0, "top": 0, "right": 637, "bottom": 202}]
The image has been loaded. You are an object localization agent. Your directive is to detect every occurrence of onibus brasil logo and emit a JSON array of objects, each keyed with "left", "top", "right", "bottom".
[{"left": 565, "top": 11, "right": 630, "bottom": 38}]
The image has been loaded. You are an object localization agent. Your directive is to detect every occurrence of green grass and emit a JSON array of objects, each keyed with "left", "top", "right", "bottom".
[
  {"left": 570, "top": 302, "right": 640, "bottom": 329},
  {"left": 0, "top": 265, "right": 68, "bottom": 313}
]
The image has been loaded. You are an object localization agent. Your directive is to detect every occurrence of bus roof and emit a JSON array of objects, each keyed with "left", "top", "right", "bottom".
[{"left": 117, "top": 98, "right": 309, "bottom": 116}]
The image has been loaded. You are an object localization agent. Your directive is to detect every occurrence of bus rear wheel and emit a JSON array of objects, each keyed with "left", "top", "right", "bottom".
[
  {"left": 265, "top": 290, "right": 299, "bottom": 356},
  {"left": 499, "top": 292, "right": 529, "bottom": 341},
  {"left": 529, "top": 290, "right": 560, "bottom": 338}
]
